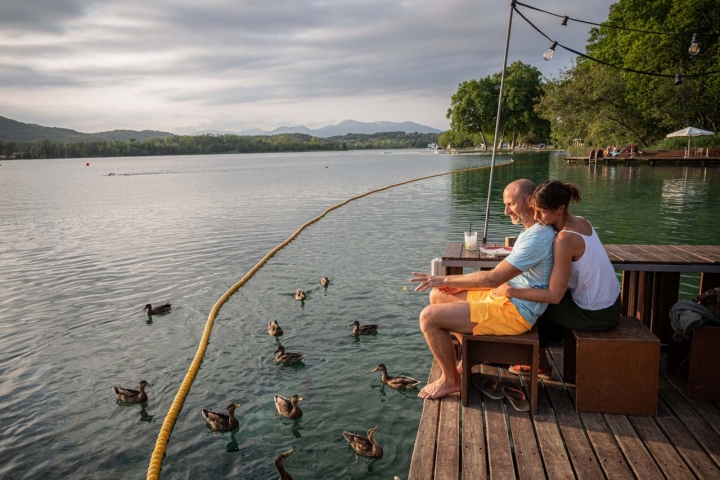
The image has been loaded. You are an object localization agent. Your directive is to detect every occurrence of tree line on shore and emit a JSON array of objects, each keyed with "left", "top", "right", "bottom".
[
  {"left": 442, "top": 0, "right": 719, "bottom": 151},
  {"left": 0, "top": 131, "right": 440, "bottom": 160}
]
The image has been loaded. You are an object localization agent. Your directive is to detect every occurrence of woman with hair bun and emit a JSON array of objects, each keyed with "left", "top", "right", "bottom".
[{"left": 494, "top": 180, "right": 621, "bottom": 379}]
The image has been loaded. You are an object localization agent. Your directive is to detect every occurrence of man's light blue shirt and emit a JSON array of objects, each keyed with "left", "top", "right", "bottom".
[{"left": 504, "top": 222, "right": 555, "bottom": 326}]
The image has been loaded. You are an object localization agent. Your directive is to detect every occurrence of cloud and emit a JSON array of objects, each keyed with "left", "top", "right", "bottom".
[
  {"left": 0, "top": 0, "right": 617, "bottom": 133},
  {"left": 0, "top": 0, "right": 89, "bottom": 33}
]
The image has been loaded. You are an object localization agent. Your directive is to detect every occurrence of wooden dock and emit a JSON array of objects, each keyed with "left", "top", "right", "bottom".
[
  {"left": 566, "top": 156, "right": 720, "bottom": 166},
  {"left": 415, "top": 244, "right": 720, "bottom": 478},
  {"left": 408, "top": 349, "right": 720, "bottom": 479},
  {"left": 565, "top": 149, "right": 720, "bottom": 166}
]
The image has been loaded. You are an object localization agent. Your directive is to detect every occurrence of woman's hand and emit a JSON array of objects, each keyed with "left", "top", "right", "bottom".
[{"left": 493, "top": 283, "right": 511, "bottom": 297}]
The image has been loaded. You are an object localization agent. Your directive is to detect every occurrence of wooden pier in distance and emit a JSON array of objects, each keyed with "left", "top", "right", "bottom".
[{"left": 566, "top": 148, "right": 720, "bottom": 166}]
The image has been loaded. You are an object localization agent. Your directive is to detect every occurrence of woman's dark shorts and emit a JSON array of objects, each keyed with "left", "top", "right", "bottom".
[{"left": 537, "top": 291, "right": 621, "bottom": 348}]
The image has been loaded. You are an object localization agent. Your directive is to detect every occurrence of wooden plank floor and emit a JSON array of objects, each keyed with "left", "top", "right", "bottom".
[{"left": 408, "top": 347, "right": 720, "bottom": 479}]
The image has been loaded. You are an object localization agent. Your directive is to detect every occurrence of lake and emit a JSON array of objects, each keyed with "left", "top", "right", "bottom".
[{"left": 1, "top": 150, "right": 718, "bottom": 479}]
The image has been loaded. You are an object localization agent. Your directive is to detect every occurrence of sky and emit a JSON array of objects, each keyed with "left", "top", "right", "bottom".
[{"left": 0, "top": 0, "right": 617, "bottom": 134}]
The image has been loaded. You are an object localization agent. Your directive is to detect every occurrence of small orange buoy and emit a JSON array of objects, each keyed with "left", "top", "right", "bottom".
[{"left": 86, "top": 162, "right": 90, "bottom": 166}]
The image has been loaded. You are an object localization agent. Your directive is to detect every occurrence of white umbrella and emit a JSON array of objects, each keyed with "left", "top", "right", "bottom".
[{"left": 666, "top": 127, "right": 714, "bottom": 157}]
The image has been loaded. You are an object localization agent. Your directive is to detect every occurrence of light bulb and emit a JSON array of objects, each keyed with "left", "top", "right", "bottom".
[
  {"left": 674, "top": 74, "right": 683, "bottom": 85},
  {"left": 689, "top": 33, "right": 700, "bottom": 55},
  {"left": 561, "top": 16, "right": 569, "bottom": 26},
  {"left": 543, "top": 41, "right": 558, "bottom": 61}
]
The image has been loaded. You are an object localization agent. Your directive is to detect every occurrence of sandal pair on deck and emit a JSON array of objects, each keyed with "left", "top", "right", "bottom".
[
  {"left": 472, "top": 377, "right": 530, "bottom": 412},
  {"left": 509, "top": 364, "right": 553, "bottom": 380}
]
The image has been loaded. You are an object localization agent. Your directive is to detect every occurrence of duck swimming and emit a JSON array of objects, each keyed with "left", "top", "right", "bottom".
[
  {"left": 349, "top": 320, "right": 379, "bottom": 335},
  {"left": 294, "top": 290, "right": 306, "bottom": 301},
  {"left": 274, "top": 449, "right": 295, "bottom": 480},
  {"left": 274, "top": 346, "right": 305, "bottom": 365},
  {"left": 201, "top": 403, "right": 241, "bottom": 431},
  {"left": 274, "top": 394, "right": 303, "bottom": 419},
  {"left": 113, "top": 380, "right": 152, "bottom": 404},
  {"left": 343, "top": 426, "right": 384, "bottom": 460},
  {"left": 372, "top": 364, "right": 420, "bottom": 389},
  {"left": 268, "top": 320, "right": 284, "bottom": 337},
  {"left": 320, "top": 277, "right": 329, "bottom": 287},
  {"left": 143, "top": 303, "right": 171, "bottom": 315}
]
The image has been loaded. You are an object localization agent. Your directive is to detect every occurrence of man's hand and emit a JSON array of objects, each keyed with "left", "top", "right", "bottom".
[{"left": 410, "top": 272, "right": 445, "bottom": 292}]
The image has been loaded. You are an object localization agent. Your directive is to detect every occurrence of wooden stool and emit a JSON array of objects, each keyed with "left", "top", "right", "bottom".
[
  {"left": 687, "top": 325, "right": 720, "bottom": 399},
  {"left": 461, "top": 327, "right": 539, "bottom": 414},
  {"left": 563, "top": 316, "right": 660, "bottom": 415}
]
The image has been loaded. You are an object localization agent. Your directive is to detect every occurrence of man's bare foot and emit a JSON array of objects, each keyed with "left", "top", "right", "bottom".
[{"left": 418, "top": 377, "right": 461, "bottom": 399}]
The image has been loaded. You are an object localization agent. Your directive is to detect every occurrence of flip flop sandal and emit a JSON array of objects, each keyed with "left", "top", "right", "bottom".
[
  {"left": 508, "top": 364, "right": 553, "bottom": 381},
  {"left": 471, "top": 376, "right": 504, "bottom": 400},
  {"left": 499, "top": 383, "right": 530, "bottom": 412}
]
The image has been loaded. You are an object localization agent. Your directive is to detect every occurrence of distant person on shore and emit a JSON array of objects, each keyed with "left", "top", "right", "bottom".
[
  {"left": 493, "top": 181, "right": 621, "bottom": 379},
  {"left": 410, "top": 179, "right": 554, "bottom": 399}
]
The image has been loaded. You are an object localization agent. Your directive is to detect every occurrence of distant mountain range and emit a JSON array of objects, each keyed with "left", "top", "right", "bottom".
[
  {"left": 240, "top": 120, "right": 442, "bottom": 137},
  {"left": 0, "top": 116, "right": 441, "bottom": 144},
  {"left": 0, "top": 116, "right": 174, "bottom": 143}
]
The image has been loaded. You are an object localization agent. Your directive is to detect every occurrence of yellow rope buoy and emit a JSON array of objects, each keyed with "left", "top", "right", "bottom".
[{"left": 146, "top": 160, "right": 510, "bottom": 479}]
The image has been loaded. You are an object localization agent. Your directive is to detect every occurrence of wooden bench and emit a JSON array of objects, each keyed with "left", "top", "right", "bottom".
[
  {"left": 670, "top": 324, "right": 720, "bottom": 400},
  {"left": 461, "top": 327, "right": 539, "bottom": 414},
  {"left": 563, "top": 316, "right": 660, "bottom": 415}
]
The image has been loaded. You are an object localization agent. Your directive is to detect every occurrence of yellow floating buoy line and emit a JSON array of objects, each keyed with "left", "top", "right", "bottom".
[{"left": 146, "top": 160, "right": 511, "bottom": 479}]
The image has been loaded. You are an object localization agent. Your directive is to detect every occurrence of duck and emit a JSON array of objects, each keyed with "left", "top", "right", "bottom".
[
  {"left": 371, "top": 364, "right": 420, "bottom": 389},
  {"left": 349, "top": 320, "right": 379, "bottom": 335},
  {"left": 201, "top": 403, "right": 241, "bottom": 431},
  {"left": 274, "top": 394, "right": 303, "bottom": 419},
  {"left": 294, "top": 289, "right": 306, "bottom": 301},
  {"left": 274, "top": 448, "right": 295, "bottom": 480},
  {"left": 343, "top": 426, "right": 384, "bottom": 459},
  {"left": 143, "top": 303, "right": 171, "bottom": 315},
  {"left": 274, "top": 346, "right": 305, "bottom": 365},
  {"left": 320, "top": 277, "right": 329, "bottom": 287},
  {"left": 268, "top": 320, "right": 284, "bottom": 337},
  {"left": 113, "top": 380, "right": 152, "bottom": 404}
]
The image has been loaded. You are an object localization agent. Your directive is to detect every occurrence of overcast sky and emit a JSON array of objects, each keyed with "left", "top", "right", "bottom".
[{"left": 0, "top": 0, "right": 616, "bottom": 134}]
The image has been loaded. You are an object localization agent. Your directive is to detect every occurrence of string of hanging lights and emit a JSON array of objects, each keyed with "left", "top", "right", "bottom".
[{"left": 511, "top": 4, "right": 720, "bottom": 85}]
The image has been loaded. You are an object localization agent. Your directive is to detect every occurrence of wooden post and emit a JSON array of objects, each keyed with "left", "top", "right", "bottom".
[{"left": 652, "top": 273, "right": 680, "bottom": 345}]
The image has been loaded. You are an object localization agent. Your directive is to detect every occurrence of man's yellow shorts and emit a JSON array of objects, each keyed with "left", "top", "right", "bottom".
[{"left": 466, "top": 288, "right": 531, "bottom": 336}]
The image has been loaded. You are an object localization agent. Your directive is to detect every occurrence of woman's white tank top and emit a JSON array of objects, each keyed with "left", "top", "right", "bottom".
[{"left": 565, "top": 225, "right": 620, "bottom": 310}]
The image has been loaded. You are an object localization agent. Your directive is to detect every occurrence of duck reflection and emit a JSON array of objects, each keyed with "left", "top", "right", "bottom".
[
  {"left": 290, "top": 419, "right": 303, "bottom": 439},
  {"left": 138, "top": 404, "right": 154, "bottom": 423},
  {"left": 226, "top": 430, "right": 239, "bottom": 453}
]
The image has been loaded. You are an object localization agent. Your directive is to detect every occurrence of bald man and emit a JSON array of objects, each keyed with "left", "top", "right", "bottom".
[{"left": 410, "top": 179, "right": 555, "bottom": 399}]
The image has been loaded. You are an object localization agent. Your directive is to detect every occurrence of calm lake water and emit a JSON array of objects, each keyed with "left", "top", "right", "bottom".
[{"left": 1, "top": 150, "right": 718, "bottom": 479}]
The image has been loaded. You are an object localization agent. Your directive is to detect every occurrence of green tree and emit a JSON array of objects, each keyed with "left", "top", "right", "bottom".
[
  {"left": 446, "top": 77, "right": 497, "bottom": 149},
  {"left": 536, "top": 62, "right": 650, "bottom": 147},
  {"left": 498, "top": 61, "right": 549, "bottom": 148},
  {"left": 446, "top": 61, "right": 548, "bottom": 149},
  {"left": 586, "top": 0, "right": 720, "bottom": 133}
]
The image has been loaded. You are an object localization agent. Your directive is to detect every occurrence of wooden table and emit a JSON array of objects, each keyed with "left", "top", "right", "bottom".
[
  {"left": 438, "top": 242, "right": 720, "bottom": 394},
  {"left": 439, "top": 243, "right": 720, "bottom": 338}
]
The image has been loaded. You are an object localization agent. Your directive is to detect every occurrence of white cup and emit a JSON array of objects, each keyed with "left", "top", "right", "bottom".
[{"left": 464, "top": 231, "right": 478, "bottom": 250}]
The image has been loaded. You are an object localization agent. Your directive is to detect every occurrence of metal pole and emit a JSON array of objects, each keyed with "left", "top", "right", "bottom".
[{"left": 482, "top": 0, "right": 515, "bottom": 244}]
